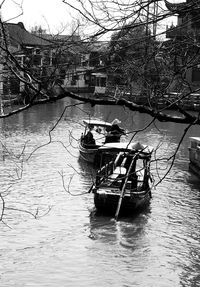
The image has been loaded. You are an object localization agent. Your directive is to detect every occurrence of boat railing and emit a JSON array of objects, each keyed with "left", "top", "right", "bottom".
[
  {"left": 96, "top": 160, "right": 114, "bottom": 186},
  {"left": 96, "top": 154, "right": 152, "bottom": 191}
]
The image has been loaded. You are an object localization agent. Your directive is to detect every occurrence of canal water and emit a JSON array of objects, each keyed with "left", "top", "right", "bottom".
[{"left": 0, "top": 98, "right": 199, "bottom": 287}]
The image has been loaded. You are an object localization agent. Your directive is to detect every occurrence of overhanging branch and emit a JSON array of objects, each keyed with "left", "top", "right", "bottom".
[{"left": 1, "top": 87, "right": 199, "bottom": 125}]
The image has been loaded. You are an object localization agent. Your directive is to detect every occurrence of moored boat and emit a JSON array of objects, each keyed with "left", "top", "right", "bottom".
[
  {"left": 91, "top": 142, "right": 154, "bottom": 219},
  {"left": 188, "top": 137, "right": 200, "bottom": 176}
]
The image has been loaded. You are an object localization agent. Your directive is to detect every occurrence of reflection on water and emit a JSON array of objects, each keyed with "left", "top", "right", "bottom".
[
  {"left": 0, "top": 99, "right": 199, "bottom": 286},
  {"left": 89, "top": 207, "right": 151, "bottom": 245}
]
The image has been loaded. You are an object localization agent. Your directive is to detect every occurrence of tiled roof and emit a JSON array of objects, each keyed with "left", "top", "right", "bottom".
[
  {"left": 84, "top": 41, "right": 108, "bottom": 52},
  {"left": 40, "top": 34, "right": 81, "bottom": 43},
  {"left": 164, "top": 0, "right": 199, "bottom": 14},
  {"left": 5, "top": 22, "right": 50, "bottom": 47},
  {"left": 72, "top": 41, "right": 108, "bottom": 54},
  {"left": 4, "top": 22, "right": 108, "bottom": 55}
]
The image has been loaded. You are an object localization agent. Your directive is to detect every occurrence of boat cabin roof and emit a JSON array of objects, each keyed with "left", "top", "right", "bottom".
[
  {"left": 92, "top": 72, "right": 107, "bottom": 78},
  {"left": 83, "top": 119, "right": 112, "bottom": 128},
  {"left": 189, "top": 137, "right": 200, "bottom": 143},
  {"left": 99, "top": 142, "right": 154, "bottom": 155}
]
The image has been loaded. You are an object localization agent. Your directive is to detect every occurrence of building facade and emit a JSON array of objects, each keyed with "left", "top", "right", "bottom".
[
  {"left": 63, "top": 41, "right": 108, "bottom": 94},
  {"left": 165, "top": 0, "right": 200, "bottom": 90},
  {"left": 0, "top": 22, "right": 52, "bottom": 99}
]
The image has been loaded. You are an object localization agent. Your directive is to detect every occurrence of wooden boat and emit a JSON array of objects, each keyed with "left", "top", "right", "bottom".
[
  {"left": 91, "top": 142, "right": 154, "bottom": 219},
  {"left": 79, "top": 119, "right": 112, "bottom": 164},
  {"left": 188, "top": 137, "right": 200, "bottom": 176},
  {"left": 79, "top": 119, "right": 124, "bottom": 165}
]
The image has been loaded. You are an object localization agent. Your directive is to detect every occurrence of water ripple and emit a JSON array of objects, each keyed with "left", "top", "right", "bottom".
[{"left": 0, "top": 103, "right": 200, "bottom": 286}]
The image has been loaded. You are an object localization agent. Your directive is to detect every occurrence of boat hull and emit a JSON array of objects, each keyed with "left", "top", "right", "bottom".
[
  {"left": 189, "top": 162, "right": 200, "bottom": 177},
  {"left": 79, "top": 143, "right": 119, "bottom": 166},
  {"left": 94, "top": 189, "right": 151, "bottom": 215},
  {"left": 188, "top": 137, "right": 200, "bottom": 176},
  {"left": 79, "top": 143, "right": 99, "bottom": 164}
]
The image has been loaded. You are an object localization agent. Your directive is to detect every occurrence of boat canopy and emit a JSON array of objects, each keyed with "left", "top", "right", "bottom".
[
  {"left": 189, "top": 137, "right": 200, "bottom": 142},
  {"left": 83, "top": 119, "right": 112, "bottom": 128},
  {"left": 99, "top": 142, "right": 154, "bottom": 155}
]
